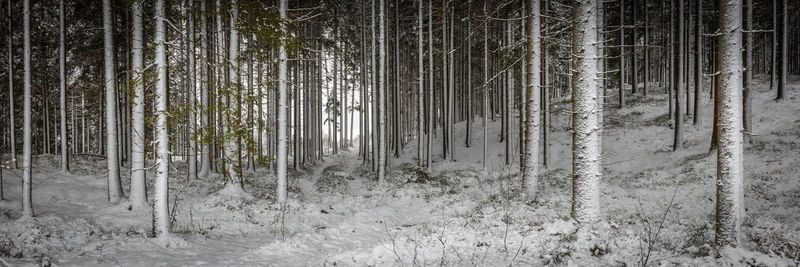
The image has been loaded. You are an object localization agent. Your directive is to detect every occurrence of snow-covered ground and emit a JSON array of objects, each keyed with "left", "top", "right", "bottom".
[{"left": 1, "top": 76, "right": 799, "bottom": 266}]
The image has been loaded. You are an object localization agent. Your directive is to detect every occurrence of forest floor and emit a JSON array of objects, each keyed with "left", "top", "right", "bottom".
[{"left": 1, "top": 76, "right": 799, "bottom": 266}]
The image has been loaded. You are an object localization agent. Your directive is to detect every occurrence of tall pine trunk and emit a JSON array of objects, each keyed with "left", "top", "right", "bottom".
[
  {"left": 571, "top": 0, "right": 602, "bottom": 224},
  {"left": 523, "top": 0, "right": 541, "bottom": 200},
  {"left": 153, "top": 0, "right": 170, "bottom": 237},
  {"left": 276, "top": 0, "right": 288, "bottom": 203},
  {"left": 130, "top": 0, "right": 147, "bottom": 210},
  {"left": 59, "top": 0, "right": 69, "bottom": 174},
  {"left": 21, "top": 0, "right": 33, "bottom": 217},
  {"left": 103, "top": 0, "right": 122, "bottom": 203},
  {"left": 714, "top": 0, "right": 744, "bottom": 247}
]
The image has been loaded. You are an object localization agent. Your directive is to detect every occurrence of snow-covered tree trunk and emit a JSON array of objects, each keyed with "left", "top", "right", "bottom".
[
  {"left": 426, "top": 0, "right": 433, "bottom": 168},
  {"left": 371, "top": 0, "right": 378, "bottom": 172},
  {"left": 153, "top": 0, "right": 170, "bottom": 237},
  {"left": 276, "top": 0, "right": 288, "bottom": 203},
  {"left": 417, "top": 0, "right": 424, "bottom": 162},
  {"left": 187, "top": 0, "right": 197, "bottom": 180},
  {"left": 523, "top": 0, "right": 541, "bottom": 200},
  {"left": 570, "top": 0, "right": 602, "bottom": 224},
  {"left": 714, "top": 0, "right": 744, "bottom": 247},
  {"left": 378, "top": 0, "right": 387, "bottom": 183},
  {"left": 465, "top": 8, "right": 472, "bottom": 149},
  {"left": 130, "top": 0, "right": 147, "bottom": 210},
  {"left": 222, "top": 0, "right": 243, "bottom": 190},
  {"left": 693, "top": 0, "right": 702, "bottom": 126},
  {"left": 21, "top": 0, "right": 33, "bottom": 217},
  {"left": 59, "top": 0, "right": 69, "bottom": 174},
  {"left": 6, "top": 0, "right": 15, "bottom": 169},
  {"left": 199, "top": 0, "right": 211, "bottom": 177},
  {"left": 482, "top": 2, "right": 488, "bottom": 169},
  {"left": 103, "top": 0, "right": 122, "bottom": 203}
]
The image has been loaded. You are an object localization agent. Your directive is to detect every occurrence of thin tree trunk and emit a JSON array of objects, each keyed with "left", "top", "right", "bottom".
[
  {"left": 417, "top": 0, "right": 424, "bottom": 162},
  {"left": 378, "top": 0, "right": 387, "bottom": 183},
  {"left": 21, "top": 0, "right": 33, "bottom": 217},
  {"left": 482, "top": 2, "right": 489, "bottom": 169},
  {"left": 693, "top": 0, "right": 702, "bottom": 126},
  {"left": 742, "top": 0, "right": 752, "bottom": 143},
  {"left": 199, "top": 0, "right": 210, "bottom": 177},
  {"left": 187, "top": 0, "right": 197, "bottom": 179},
  {"left": 7, "top": 0, "right": 15, "bottom": 169},
  {"left": 774, "top": 0, "right": 786, "bottom": 100},
  {"left": 59, "top": 0, "right": 69, "bottom": 174},
  {"left": 672, "top": 0, "right": 683, "bottom": 151},
  {"left": 426, "top": 0, "right": 433, "bottom": 168}
]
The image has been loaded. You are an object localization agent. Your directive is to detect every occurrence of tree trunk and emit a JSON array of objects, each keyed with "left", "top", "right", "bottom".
[
  {"left": 742, "top": 0, "right": 752, "bottom": 143},
  {"left": 672, "top": 0, "right": 683, "bottom": 151},
  {"left": 21, "top": 0, "right": 33, "bottom": 217},
  {"left": 714, "top": 0, "right": 744, "bottom": 247},
  {"left": 571, "top": 0, "right": 602, "bottom": 224},
  {"left": 199, "top": 0, "right": 211, "bottom": 177},
  {"left": 59, "top": 0, "right": 69, "bottom": 174},
  {"left": 417, "top": 0, "right": 424, "bottom": 162},
  {"left": 103, "top": 0, "right": 122, "bottom": 203},
  {"left": 7, "top": 0, "right": 15, "bottom": 169},
  {"left": 482, "top": 2, "right": 489, "bottom": 169},
  {"left": 153, "top": 0, "right": 170, "bottom": 237},
  {"left": 427, "top": 0, "right": 433, "bottom": 168},
  {"left": 130, "top": 0, "right": 147, "bottom": 210},
  {"left": 276, "top": 0, "right": 288, "bottom": 203},
  {"left": 693, "top": 0, "right": 702, "bottom": 126},
  {"left": 187, "top": 0, "right": 197, "bottom": 179},
  {"left": 774, "top": 0, "right": 786, "bottom": 100},
  {"left": 523, "top": 0, "right": 541, "bottom": 200},
  {"left": 378, "top": 0, "right": 387, "bottom": 183}
]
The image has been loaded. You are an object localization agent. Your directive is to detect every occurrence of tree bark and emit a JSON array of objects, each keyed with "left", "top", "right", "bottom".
[
  {"left": 523, "top": 0, "right": 541, "bottom": 200},
  {"left": 571, "top": 0, "right": 602, "bottom": 224},
  {"left": 153, "top": 0, "right": 170, "bottom": 237},
  {"left": 21, "top": 0, "right": 33, "bottom": 217},
  {"left": 59, "top": 0, "right": 69, "bottom": 174},
  {"left": 103, "top": 0, "right": 122, "bottom": 203},
  {"left": 714, "top": 0, "right": 744, "bottom": 247},
  {"left": 276, "top": 0, "right": 288, "bottom": 203}
]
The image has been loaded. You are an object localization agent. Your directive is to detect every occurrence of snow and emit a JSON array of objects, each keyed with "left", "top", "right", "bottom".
[{"left": 0, "top": 76, "right": 799, "bottom": 266}]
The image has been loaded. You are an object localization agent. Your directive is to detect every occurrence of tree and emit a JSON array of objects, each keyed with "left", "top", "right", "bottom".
[
  {"left": 672, "top": 0, "right": 684, "bottom": 151},
  {"left": 714, "top": 0, "right": 744, "bottom": 247},
  {"left": 417, "top": 0, "right": 424, "bottom": 163},
  {"left": 187, "top": 0, "right": 197, "bottom": 180},
  {"left": 21, "top": 0, "right": 32, "bottom": 217},
  {"left": 6, "top": 0, "right": 15, "bottom": 169},
  {"left": 199, "top": 0, "right": 211, "bottom": 177},
  {"left": 103, "top": 0, "right": 122, "bottom": 203},
  {"left": 482, "top": 1, "right": 488, "bottom": 169},
  {"left": 743, "top": 0, "right": 753, "bottom": 143},
  {"left": 58, "top": 0, "right": 69, "bottom": 174},
  {"left": 522, "top": 0, "right": 541, "bottom": 200},
  {"left": 774, "top": 0, "right": 786, "bottom": 101},
  {"left": 571, "top": 0, "right": 602, "bottom": 224},
  {"left": 153, "top": 0, "right": 170, "bottom": 237},
  {"left": 276, "top": 0, "right": 288, "bottom": 203},
  {"left": 378, "top": 0, "right": 386, "bottom": 183},
  {"left": 130, "top": 0, "right": 147, "bottom": 210},
  {"left": 426, "top": 0, "right": 433, "bottom": 169},
  {"left": 693, "top": 0, "right": 702, "bottom": 126},
  {"left": 222, "top": 0, "right": 243, "bottom": 191}
]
